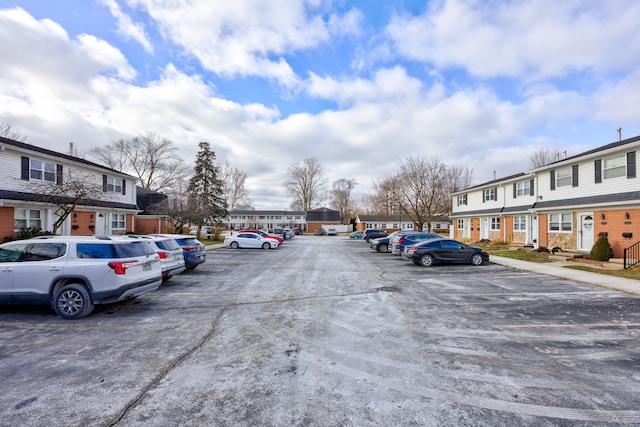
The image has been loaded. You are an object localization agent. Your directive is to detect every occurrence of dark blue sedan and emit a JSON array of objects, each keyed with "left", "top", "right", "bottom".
[{"left": 408, "top": 239, "right": 489, "bottom": 267}]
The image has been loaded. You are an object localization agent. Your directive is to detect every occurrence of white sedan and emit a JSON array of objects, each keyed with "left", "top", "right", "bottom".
[{"left": 224, "top": 232, "right": 280, "bottom": 249}]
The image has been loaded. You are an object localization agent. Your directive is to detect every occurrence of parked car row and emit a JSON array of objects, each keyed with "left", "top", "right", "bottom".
[
  {"left": 361, "top": 229, "right": 490, "bottom": 267},
  {"left": 0, "top": 233, "right": 207, "bottom": 320}
]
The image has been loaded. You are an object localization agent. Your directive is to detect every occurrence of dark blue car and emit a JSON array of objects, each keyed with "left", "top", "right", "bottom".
[
  {"left": 391, "top": 232, "right": 442, "bottom": 256},
  {"left": 409, "top": 239, "right": 489, "bottom": 267},
  {"left": 155, "top": 234, "right": 206, "bottom": 270}
]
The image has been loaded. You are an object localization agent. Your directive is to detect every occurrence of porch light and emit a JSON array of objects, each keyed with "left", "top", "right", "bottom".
[{"left": 625, "top": 212, "right": 630, "bottom": 219}]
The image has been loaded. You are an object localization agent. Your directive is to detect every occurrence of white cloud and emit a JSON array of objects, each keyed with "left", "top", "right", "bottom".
[
  {"left": 101, "top": 0, "right": 154, "bottom": 53},
  {"left": 127, "top": 0, "right": 337, "bottom": 87},
  {"left": 386, "top": 0, "right": 640, "bottom": 79}
]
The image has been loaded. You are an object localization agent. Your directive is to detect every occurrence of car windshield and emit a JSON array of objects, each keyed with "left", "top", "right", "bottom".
[
  {"left": 176, "top": 238, "right": 201, "bottom": 246},
  {"left": 154, "top": 239, "right": 181, "bottom": 251}
]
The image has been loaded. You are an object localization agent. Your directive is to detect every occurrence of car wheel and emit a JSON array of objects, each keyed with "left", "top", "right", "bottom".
[
  {"left": 52, "top": 283, "right": 94, "bottom": 320},
  {"left": 471, "top": 253, "right": 484, "bottom": 266},
  {"left": 230, "top": 241, "right": 239, "bottom": 249},
  {"left": 262, "top": 242, "right": 270, "bottom": 249},
  {"left": 377, "top": 244, "right": 388, "bottom": 253},
  {"left": 420, "top": 254, "right": 434, "bottom": 267}
]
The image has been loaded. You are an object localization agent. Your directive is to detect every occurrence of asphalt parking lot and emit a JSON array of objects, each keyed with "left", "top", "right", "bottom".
[{"left": 1, "top": 235, "right": 639, "bottom": 426}]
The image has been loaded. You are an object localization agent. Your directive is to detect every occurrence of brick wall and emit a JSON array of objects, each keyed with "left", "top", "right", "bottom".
[{"left": 594, "top": 209, "right": 640, "bottom": 258}]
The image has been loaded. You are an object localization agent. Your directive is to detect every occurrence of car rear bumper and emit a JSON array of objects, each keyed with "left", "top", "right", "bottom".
[{"left": 93, "top": 276, "right": 162, "bottom": 304}]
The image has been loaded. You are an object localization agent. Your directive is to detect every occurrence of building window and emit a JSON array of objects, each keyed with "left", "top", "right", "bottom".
[
  {"left": 603, "top": 154, "right": 626, "bottom": 179},
  {"left": 105, "top": 176, "right": 123, "bottom": 193},
  {"left": 407, "top": 223, "right": 414, "bottom": 230},
  {"left": 457, "top": 219, "right": 465, "bottom": 229},
  {"left": 457, "top": 194, "right": 467, "bottom": 205},
  {"left": 515, "top": 181, "right": 530, "bottom": 197},
  {"left": 556, "top": 167, "right": 572, "bottom": 187},
  {"left": 483, "top": 188, "right": 496, "bottom": 202},
  {"left": 513, "top": 216, "right": 526, "bottom": 231},
  {"left": 30, "top": 159, "right": 56, "bottom": 182},
  {"left": 14, "top": 208, "right": 42, "bottom": 231},
  {"left": 549, "top": 213, "right": 572, "bottom": 232},
  {"left": 111, "top": 213, "right": 126, "bottom": 230},
  {"left": 490, "top": 217, "right": 500, "bottom": 230}
]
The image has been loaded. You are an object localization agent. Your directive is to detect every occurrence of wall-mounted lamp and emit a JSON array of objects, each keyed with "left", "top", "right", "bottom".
[
  {"left": 73, "top": 213, "right": 77, "bottom": 218},
  {"left": 625, "top": 212, "right": 630, "bottom": 219},
  {"left": 600, "top": 213, "right": 606, "bottom": 220}
]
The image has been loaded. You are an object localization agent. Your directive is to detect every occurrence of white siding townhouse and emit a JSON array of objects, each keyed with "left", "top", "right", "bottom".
[
  {"left": 0, "top": 136, "right": 139, "bottom": 238},
  {"left": 451, "top": 134, "right": 640, "bottom": 260}
]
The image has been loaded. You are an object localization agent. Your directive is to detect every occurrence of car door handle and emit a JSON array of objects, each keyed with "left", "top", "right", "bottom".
[
  {"left": 49, "top": 267, "right": 62, "bottom": 272},
  {"left": 1, "top": 267, "right": 15, "bottom": 272}
]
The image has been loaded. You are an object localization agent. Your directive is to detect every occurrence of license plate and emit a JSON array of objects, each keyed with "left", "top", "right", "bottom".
[
  {"left": 175, "top": 254, "right": 182, "bottom": 260},
  {"left": 142, "top": 262, "right": 151, "bottom": 271}
]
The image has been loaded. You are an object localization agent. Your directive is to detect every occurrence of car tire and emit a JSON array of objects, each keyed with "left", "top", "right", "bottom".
[
  {"left": 420, "top": 254, "right": 434, "bottom": 267},
  {"left": 230, "top": 241, "right": 239, "bottom": 249},
  {"left": 52, "top": 283, "right": 94, "bottom": 320},
  {"left": 471, "top": 253, "right": 484, "bottom": 266},
  {"left": 377, "top": 244, "right": 388, "bottom": 253},
  {"left": 262, "top": 242, "right": 270, "bottom": 249}
]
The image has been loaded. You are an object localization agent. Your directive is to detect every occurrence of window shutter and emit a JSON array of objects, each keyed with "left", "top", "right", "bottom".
[
  {"left": 572, "top": 165, "right": 578, "bottom": 187},
  {"left": 627, "top": 151, "right": 636, "bottom": 178},
  {"left": 482, "top": 190, "right": 485, "bottom": 203},
  {"left": 594, "top": 160, "right": 602, "bottom": 183},
  {"left": 21, "top": 156, "right": 30, "bottom": 180},
  {"left": 103, "top": 175, "right": 108, "bottom": 192},
  {"left": 121, "top": 179, "right": 126, "bottom": 195},
  {"left": 513, "top": 183, "right": 516, "bottom": 198},
  {"left": 529, "top": 179, "right": 534, "bottom": 196},
  {"left": 550, "top": 170, "right": 555, "bottom": 190},
  {"left": 494, "top": 187, "right": 498, "bottom": 201},
  {"left": 56, "top": 164, "right": 63, "bottom": 185}
]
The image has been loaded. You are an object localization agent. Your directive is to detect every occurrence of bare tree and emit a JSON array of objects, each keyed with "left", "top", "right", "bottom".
[
  {"left": 284, "top": 158, "right": 328, "bottom": 211},
  {"left": 90, "top": 132, "right": 190, "bottom": 192},
  {"left": 529, "top": 147, "right": 561, "bottom": 169},
  {"left": 1, "top": 120, "right": 26, "bottom": 141},
  {"left": 395, "top": 156, "right": 450, "bottom": 231},
  {"left": 365, "top": 175, "right": 402, "bottom": 215},
  {"left": 28, "top": 170, "right": 105, "bottom": 234},
  {"left": 330, "top": 178, "right": 357, "bottom": 223},
  {"left": 221, "top": 162, "right": 253, "bottom": 210}
]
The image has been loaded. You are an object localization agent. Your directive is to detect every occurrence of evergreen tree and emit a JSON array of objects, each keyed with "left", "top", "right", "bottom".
[{"left": 187, "top": 142, "right": 228, "bottom": 230}]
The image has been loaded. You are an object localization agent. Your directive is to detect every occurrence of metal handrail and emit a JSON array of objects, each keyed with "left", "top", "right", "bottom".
[{"left": 623, "top": 240, "right": 640, "bottom": 269}]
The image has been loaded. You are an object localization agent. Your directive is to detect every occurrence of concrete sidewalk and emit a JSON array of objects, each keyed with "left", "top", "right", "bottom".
[{"left": 490, "top": 255, "right": 640, "bottom": 296}]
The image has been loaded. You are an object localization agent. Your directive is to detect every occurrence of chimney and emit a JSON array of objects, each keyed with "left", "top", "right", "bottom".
[
  {"left": 617, "top": 128, "right": 622, "bottom": 141},
  {"left": 69, "top": 142, "right": 75, "bottom": 156}
]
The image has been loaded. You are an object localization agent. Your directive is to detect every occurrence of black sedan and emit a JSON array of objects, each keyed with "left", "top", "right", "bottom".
[{"left": 409, "top": 238, "right": 489, "bottom": 267}]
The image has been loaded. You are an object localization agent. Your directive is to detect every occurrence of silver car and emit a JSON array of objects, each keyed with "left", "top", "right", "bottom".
[
  {"left": 0, "top": 236, "right": 162, "bottom": 319},
  {"left": 114, "top": 235, "right": 186, "bottom": 281}
]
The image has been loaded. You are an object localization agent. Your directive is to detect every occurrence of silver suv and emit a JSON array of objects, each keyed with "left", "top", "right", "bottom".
[
  {"left": 0, "top": 236, "right": 162, "bottom": 319},
  {"left": 111, "top": 235, "right": 186, "bottom": 281}
]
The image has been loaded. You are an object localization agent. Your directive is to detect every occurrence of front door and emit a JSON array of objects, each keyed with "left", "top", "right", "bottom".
[
  {"left": 481, "top": 218, "right": 489, "bottom": 239},
  {"left": 578, "top": 214, "right": 595, "bottom": 252}
]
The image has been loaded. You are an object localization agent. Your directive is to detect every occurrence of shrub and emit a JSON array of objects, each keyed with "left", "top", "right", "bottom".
[
  {"left": 535, "top": 246, "right": 549, "bottom": 253},
  {"left": 3, "top": 227, "right": 53, "bottom": 243},
  {"left": 590, "top": 234, "right": 614, "bottom": 261}
]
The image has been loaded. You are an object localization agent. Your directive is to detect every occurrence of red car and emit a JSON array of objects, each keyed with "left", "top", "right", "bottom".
[{"left": 238, "top": 229, "right": 283, "bottom": 244}]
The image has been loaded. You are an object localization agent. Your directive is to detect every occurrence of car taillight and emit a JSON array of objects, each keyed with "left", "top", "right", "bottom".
[
  {"left": 157, "top": 251, "right": 168, "bottom": 259},
  {"left": 108, "top": 260, "right": 138, "bottom": 275},
  {"left": 182, "top": 246, "right": 196, "bottom": 252},
  {"left": 407, "top": 247, "right": 417, "bottom": 254},
  {"left": 399, "top": 237, "right": 407, "bottom": 243}
]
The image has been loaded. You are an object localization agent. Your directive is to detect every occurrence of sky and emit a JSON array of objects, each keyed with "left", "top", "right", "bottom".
[{"left": 1, "top": 0, "right": 640, "bottom": 210}]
